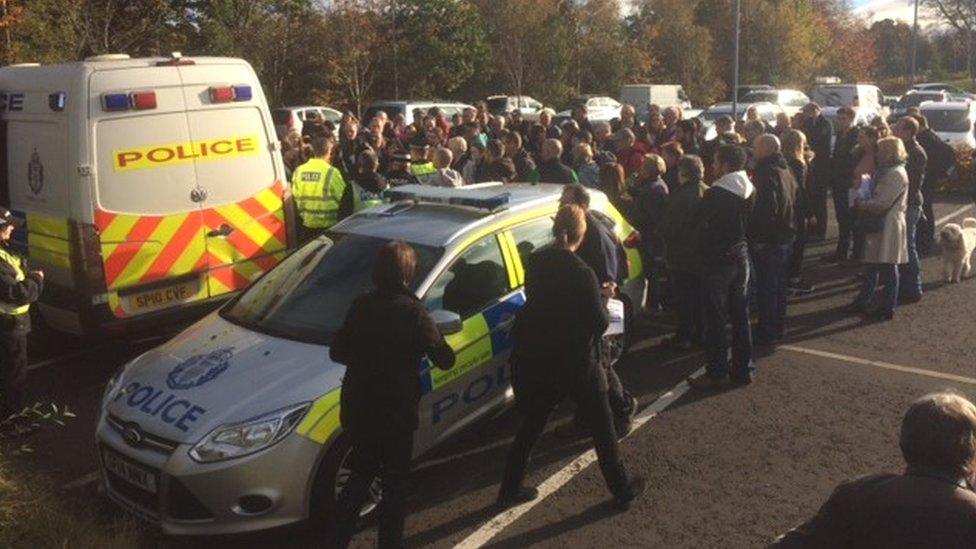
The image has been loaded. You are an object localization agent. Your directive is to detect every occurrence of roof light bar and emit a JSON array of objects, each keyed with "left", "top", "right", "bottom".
[
  {"left": 232, "top": 85, "right": 252, "bottom": 101},
  {"left": 384, "top": 185, "right": 511, "bottom": 211},
  {"left": 209, "top": 86, "right": 235, "bottom": 103},
  {"left": 130, "top": 91, "right": 157, "bottom": 110},
  {"left": 102, "top": 93, "right": 130, "bottom": 111}
]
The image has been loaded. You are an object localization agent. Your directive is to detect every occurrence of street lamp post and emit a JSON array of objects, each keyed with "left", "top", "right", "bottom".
[
  {"left": 910, "top": 0, "right": 919, "bottom": 84},
  {"left": 732, "top": 0, "right": 742, "bottom": 118}
]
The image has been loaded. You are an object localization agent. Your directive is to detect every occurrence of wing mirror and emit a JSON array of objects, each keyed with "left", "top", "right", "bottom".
[{"left": 430, "top": 309, "right": 463, "bottom": 336}]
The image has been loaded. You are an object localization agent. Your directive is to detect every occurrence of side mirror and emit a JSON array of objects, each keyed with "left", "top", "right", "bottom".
[{"left": 430, "top": 309, "right": 463, "bottom": 336}]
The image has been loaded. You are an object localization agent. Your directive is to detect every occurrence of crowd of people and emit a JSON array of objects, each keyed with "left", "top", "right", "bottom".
[{"left": 310, "top": 96, "right": 974, "bottom": 549}]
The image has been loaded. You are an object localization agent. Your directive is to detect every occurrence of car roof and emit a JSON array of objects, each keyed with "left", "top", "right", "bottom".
[
  {"left": 332, "top": 183, "right": 565, "bottom": 248},
  {"left": 920, "top": 101, "right": 971, "bottom": 111}
]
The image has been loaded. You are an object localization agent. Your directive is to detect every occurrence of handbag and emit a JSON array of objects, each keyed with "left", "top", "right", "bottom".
[{"left": 854, "top": 184, "right": 906, "bottom": 234}]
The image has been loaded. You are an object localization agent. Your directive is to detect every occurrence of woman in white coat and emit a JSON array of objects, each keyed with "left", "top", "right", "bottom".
[{"left": 847, "top": 137, "right": 909, "bottom": 321}]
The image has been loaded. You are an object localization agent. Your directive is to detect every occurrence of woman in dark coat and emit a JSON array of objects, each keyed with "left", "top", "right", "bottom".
[
  {"left": 327, "top": 241, "right": 455, "bottom": 549},
  {"left": 498, "top": 205, "right": 645, "bottom": 508}
]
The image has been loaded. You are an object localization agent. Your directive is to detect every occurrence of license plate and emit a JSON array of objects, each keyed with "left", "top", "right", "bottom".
[
  {"left": 102, "top": 448, "right": 157, "bottom": 494},
  {"left": 127, "top": 280, "right": 198, "bottom": 312}
]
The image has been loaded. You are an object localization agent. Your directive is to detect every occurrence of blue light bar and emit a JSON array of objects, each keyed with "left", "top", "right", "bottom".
[
  {"left": 232, "top": 85, "right": 252, "bottom": 101},
  {"left": 384, "top": 185, "right": 511, "bottom": 211},
  {"left": 102, "top": 93, "right": 130, "bottom": 111}
]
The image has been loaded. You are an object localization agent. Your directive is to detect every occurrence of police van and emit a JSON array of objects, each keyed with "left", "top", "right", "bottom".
[
  {"left": 96, "top": 184, "right": 643, "bottom": 534},
  {"left": 0, "top": 53, "right": 290, "bottom": 335}
]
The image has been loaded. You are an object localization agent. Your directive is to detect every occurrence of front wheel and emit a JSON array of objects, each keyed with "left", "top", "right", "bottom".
[{"left": 308, "top": 436, "right": 383, "bottom": 532}]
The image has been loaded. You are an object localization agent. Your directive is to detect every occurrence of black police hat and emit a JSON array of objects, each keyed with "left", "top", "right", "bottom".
[{"left": 0, "top": 207, "right": 22, "bottom": 228}]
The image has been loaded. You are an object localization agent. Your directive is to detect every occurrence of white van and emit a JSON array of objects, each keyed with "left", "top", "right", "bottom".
[
  {"left": 811, "top": 84, "right": 884, "bottom": 113},
  {"left": 620, "top": 85, "right": 692, "bottom": 119},
  {"left": 0, "top": 53, "right": 292, "bottom": 335},
  {"left": 363, "top": 100, "right": 474, "bottom": 126}
]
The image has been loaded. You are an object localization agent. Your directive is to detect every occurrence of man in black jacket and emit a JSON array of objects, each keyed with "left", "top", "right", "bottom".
[
  {"left": 0, "top": 208, "right": 42, "bottom": 420},
  {"left": 528, "top": 139, "right": 579, "bottom": 184},
  {"left": 800, "top": 103, "right": 833, "bottom": 240},
  {"left": 912, "top": 114, "right": 956, "bottom": 253},
  {"left": 689, "top": 145, "right": 755, "bottom": 389},
  {"left": 748, "top": 135, "right": 799, "bottom": 346},
  {"left": 827, "top": 107, "right": 859, "bottom": 262},
  {"left": 327, "top": 242, "right": 455, "bottom": 549},
  {"left": 503, "top": 131, "right": 536, "bottom": 181},
  {"left": 894, "top": 117, "right": 927, "bottom": 303}
]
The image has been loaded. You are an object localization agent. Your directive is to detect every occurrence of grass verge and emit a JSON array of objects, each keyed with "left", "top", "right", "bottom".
[{"left": 0, "top": 455, "right": 144, "bottom": 548}]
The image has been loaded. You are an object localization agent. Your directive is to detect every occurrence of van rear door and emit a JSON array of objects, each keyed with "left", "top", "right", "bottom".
[
  {"left": 92, "top": 68, "right": 209, "bottom": 319},
  {"left": 177, "top": 63, "right": 287, "bottom": 299}
]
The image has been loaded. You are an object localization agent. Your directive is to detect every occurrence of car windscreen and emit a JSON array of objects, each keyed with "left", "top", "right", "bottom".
[
  {"left": 221, "top": 233, "right": 442, "bottom": 346},
  {"left": 363, "top": 105, "right": 403, "bottom": 123},
  {"left": 898, "top": 94, "right": 943, "bottom": 108},
  {"left": 926, "top": 110, "right": 973, "bottom": 133},
  {"left": 741, "top": 92, "right": 777, "bottom": 103},
  {"left": 700, "top": 109, "right": 731, "bottom": 122},
  {"left": 271, "top": 110, "right": 290, "bottom": 124},
  {"left": 487, "top": 97, "right": 509, "bottom": 113}
]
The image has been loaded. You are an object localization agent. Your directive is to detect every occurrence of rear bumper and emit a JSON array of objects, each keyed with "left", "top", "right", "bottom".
[{"left": 38, "top": 282, "right": 230, "bottom": 336}]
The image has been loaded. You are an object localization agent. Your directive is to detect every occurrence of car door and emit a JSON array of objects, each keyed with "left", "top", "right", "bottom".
[{"left": 415, "top": 232, "right": 522, "bottom": 449}]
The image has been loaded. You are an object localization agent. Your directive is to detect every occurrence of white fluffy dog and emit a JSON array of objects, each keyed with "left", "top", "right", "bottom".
[{"left": 938, "top": 217, "right": 976, "bottom": 283}]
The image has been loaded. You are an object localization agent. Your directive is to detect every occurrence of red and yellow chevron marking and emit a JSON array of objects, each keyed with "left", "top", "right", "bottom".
[{"left": 97, "top": 181, "right": 289, "bottom": 318}]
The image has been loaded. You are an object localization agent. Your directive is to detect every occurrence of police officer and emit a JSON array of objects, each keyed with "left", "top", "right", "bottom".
[
  {"left": 408, "top": 141, "right": 437, "bottom": 184},
  {"left": 0, "top": 208, "right": 42, "bottom": 419},
  {"left": 291, "top": 130, "right": 347, "bottom": 243},
  {"left": 338, "top": 149, "right": 388, "bottom": 218}
]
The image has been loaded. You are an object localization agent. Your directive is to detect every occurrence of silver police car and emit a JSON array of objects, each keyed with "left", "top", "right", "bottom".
[{"left": 96, "top": 184, "right": 645, "bottom": 534}]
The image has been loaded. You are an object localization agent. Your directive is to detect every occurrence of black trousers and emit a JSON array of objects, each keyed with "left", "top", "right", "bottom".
[
  {"left": 502, "top": 384, "right": 629, "bottom": 499},
  {"left": 808, "top": 164, "right": 830, "bottom": 239},
  {"left": 574, "top": 339, "right": 634, "bottom": 429},
  {"left": 0, "top": 331, "right": 27, "bottom": 416},
  {"left": 831, "top": 185, "right": 854, "bottom": 259},
  {"left": 788, "top": 215, "right": 808, "bottom": 280},
  {"left": 326, "top": 430, "right": 414, "bottom": 549},
  {"left": 918, "top": 185, "right": 936, "bottom": 253}
]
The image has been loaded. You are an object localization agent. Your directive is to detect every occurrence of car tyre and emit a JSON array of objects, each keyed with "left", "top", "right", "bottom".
[{"left": 307, "top": 435, "right": 383, "bottom": 533}]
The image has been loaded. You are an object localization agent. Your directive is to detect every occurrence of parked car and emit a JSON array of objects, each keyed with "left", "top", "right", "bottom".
[
  {"left": 363, "top": 100, "right": 474, "bottom": 126},
  {"left": 620, "top": 84, "right": 692, "bottom": 119},
  {"left": 556, "top": 95, "right": 622, "bottom": 123},
  {"left": 272, "top": 106, "right": 342, "bottom": 139},
  {"left": 485, "top": 95, "right": 545, "bottom": 122},
  {"left": 739, "top": 88, "right": 810, "bottom": 117},
  {"left": 811, "top": 83, "right": 884, "bottom": 113},
  {"left": 697, "top": 101, "right": 785, "bottom": 140},
  {"left": 911, "top": 82, "right": 976, "bottom": 98},
  {"left": 920, "top": 101, "right": 976, "bottom": 149},
  {"left": 889, "top": 90, "right": 951, "bottom": 121},
  {"left": 732, "top": 84, "right": 772, "bottom": 101}
]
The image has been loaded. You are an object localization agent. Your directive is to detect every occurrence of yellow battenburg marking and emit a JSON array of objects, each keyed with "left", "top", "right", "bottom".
[
  {"left": 112, "top": 134, "right": 260, "bottom": 172},
  {"left": 296, "top": 389, "right": 343, "bottom": 444},
  {"left": 497, "top": 234, "right": 519, "bottom": 289},
  {"left": 431, "top": 314, "right": 493, "bottom": 390},
  {"left": 25, "top": 214, "right": 70, "bottom": 269}
]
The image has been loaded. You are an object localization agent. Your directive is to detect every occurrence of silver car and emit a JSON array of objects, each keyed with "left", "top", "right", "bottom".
[{"left": 96, "top": 184, "right": 645, "bottom": 534}]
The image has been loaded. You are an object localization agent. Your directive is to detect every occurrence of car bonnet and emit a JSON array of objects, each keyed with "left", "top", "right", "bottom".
[{"left": 104, "top": 311, "right": 344, "bottom": 443}]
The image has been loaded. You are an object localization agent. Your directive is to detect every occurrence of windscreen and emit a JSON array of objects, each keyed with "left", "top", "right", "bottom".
[
  {"left": 898, "top": 94, "right": 944, "bottom": 108},
  {"left": 487, "top": 97, "right": 509, "bottom": 113},
  {"left": 363, "top": 105, "right": 403, "bottom": 123},
  {"left": 741, "top": 91, "right": 777, "bottom": 103},
  {"left": 221, "top": 233, "right": 441, "bottom": 345},
  {"left": 926, "top": 110, "right": 973, "bottom": 133},
  {"left": 271, "top": 110, "right": 291, "bottom": 125}
]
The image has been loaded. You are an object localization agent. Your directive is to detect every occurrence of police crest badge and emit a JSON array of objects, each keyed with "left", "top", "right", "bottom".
[
  {"left": 27, "top": 149, "right": 44, "bottom": 195},
  {"left": 167, "top": 347, "right": 235, "bottom": 390}
]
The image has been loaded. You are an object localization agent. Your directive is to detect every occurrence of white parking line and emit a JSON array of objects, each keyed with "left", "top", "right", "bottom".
[
  {"left": 781, "top": 345, "right": 976, "bottom": 386},
  {"left": 454, "top": 357, "right": 703, "bottom": 549},
  {"left": 62, "top": 470, "right": 99, "bottom": 491},
  {"left": 935, "top": 203, "right": 975, "bottom": 226}
]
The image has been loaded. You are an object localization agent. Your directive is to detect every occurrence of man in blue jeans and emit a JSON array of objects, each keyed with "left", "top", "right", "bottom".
[
  {"left": 894, "top": 117, "right": 926, "bottom": 303},
  {"left": 689, "top": 145, "right": 756, "bottom": 390}
]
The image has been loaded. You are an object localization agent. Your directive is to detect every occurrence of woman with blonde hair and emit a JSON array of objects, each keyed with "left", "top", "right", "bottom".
[
  {"left": 573, "top": 142, "right": 600, "bottom": 188},
  {"left": 500, "top": 204, "right": 645, "bottom": 508},
  {"left": 847, "top": 136, "right": 909, "bottom": 320},
  {"left": 781, "top": 130, "right": 814, "bottom": 294}
]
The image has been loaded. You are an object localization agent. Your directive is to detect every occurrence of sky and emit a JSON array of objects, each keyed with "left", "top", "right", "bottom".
[{"left": 851, "top": 0, "right": 935, "bottom": 25}]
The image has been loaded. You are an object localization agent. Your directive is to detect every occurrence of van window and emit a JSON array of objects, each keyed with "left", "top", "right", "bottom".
[
  {"left": 95, "top": 112, "right": 199, "bottom": 215},
  {"left": 185, "top": 107, "right": 277, "bottom": 206},
  {"left": 271, "top": 110, "right": 290, "bottom": 125}
]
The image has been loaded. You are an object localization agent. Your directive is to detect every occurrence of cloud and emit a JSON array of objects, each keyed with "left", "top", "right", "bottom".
[{"left": 852, "top": 0, "right": 937, "bottom": 26}]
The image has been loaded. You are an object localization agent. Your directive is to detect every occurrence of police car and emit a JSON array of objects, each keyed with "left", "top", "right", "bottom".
[{"left": 96, "top": 184, "right": 644, "bottom": 534}]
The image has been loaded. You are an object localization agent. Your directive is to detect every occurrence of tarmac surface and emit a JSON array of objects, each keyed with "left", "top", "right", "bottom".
[{"left": 16, "top": 193, "right": 976, "bottom": 548}]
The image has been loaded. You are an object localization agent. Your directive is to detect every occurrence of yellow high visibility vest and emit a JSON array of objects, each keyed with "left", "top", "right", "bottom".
[
  {"left": 0, "top": 248, "right": 30, "bottom": 316},
  {"left": 291, "top": 158, "right": 347, "bottom": 229}
]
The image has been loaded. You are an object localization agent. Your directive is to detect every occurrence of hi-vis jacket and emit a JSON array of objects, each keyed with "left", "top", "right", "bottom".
[
  {"left": 0, "top": 245, "right": 42, "bottom": 333},
  {"left": 292, "top": 158, "right": 348, "bottom": 229}
]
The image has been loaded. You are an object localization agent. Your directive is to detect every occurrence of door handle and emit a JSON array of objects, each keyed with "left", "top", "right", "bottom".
[
  {"left": 190, "top": 187, "right": 208, "bottom": 203},
  {"left": 207, "top": 223, "right": 234, "bottom": 238}
]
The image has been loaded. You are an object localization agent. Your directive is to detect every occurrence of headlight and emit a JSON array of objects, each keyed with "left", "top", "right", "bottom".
[
  {"left": 101, "top": 364, "right": 128, "bottom": 407},
  {"left": 189, "top": 402, "right": 310, "bottom": 463}
]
